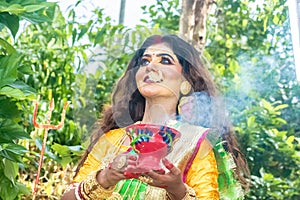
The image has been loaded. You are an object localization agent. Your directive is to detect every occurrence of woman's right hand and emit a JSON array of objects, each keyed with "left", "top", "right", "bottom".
[
  {"left": 96, "top": 166, "right": 125, "bottom": 188},
  {"left": 97, "top": 154, "right": 138, "bottom": 188}
]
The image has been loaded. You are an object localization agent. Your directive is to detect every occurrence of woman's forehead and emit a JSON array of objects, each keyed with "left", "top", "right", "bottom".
[{"left": 144, "top": 43, "right": 176, "bottom": 57}]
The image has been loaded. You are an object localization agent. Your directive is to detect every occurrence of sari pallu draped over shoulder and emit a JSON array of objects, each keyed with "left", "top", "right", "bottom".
[{"left": 73, "top": 121, "right": 220, "bottom": 199}]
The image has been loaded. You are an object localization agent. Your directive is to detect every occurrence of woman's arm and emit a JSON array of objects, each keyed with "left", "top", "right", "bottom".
[
  {"left": 61, "top": 129, "right": 128, "bottom": 199},
  {"left": 61, "top": 187, "right": 76, "bottom": 200},
  {"left": 61, "top": 167, "right": 124, "bottom": 200}
]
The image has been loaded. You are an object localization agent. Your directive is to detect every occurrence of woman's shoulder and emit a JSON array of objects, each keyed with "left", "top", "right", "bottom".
[
  {"left": 103, "top": 127, "right": 126, "bottom": 140},
  {"left": 90, "top": 128, "right": 126, "bottom": 151}
]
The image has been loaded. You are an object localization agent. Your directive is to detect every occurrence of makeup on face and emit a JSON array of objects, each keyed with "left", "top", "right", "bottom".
[
  {"left": 135, "top": 43, "right": 184, "bottom": 100},
  {"left": 139, "top": 46, "right": 180, "bottom": 83},
  {"left": 141, "top": 53, "right": 176, "bottom": 65}
]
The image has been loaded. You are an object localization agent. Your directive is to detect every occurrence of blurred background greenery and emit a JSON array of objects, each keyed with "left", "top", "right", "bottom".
[{"left": 0, "top": 0, "right": 299, "bottom": 199}]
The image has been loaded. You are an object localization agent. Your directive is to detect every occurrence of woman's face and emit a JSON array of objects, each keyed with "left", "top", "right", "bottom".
[{"left": 135, "top": 43, "right": 184, "bottom": 99}]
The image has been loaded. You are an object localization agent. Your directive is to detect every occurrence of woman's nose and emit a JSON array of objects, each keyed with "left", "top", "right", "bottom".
[{"left": 145, "top": 61, "right": 158, "bottom": 73}]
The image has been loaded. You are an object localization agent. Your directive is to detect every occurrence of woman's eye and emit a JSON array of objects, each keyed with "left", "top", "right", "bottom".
[
  {"left": 161, "top": 57, "right": 172, "bottom": 65},
  {"left": 141, "top": 58, "right": 150, "bottom": 66}
]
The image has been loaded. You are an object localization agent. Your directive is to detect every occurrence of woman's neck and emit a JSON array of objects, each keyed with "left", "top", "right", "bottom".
[{"left": 141, "top": 97, "right": 178, "bottom": 124}]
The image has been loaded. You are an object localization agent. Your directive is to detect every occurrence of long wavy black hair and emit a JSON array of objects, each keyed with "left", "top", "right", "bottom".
[{"left": 75, "top": 34, "right": 250, "bottom": 190}]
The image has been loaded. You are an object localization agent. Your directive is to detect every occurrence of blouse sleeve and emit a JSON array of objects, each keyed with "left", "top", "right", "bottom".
[
  {"left": 186, "top": 138, "right": 220, "bottom": 199},
  {"left": 73, "top": 129, "right": 127, "bottom": 183}
]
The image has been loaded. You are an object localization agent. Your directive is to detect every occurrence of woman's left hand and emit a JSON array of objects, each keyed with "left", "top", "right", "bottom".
[{"left": 146, "top": 158, "right": 186, "bottom": 199}]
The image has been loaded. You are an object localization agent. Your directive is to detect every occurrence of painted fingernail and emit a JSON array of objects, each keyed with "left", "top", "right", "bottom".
[
  {"left": 166, "top": 163, "right": 174, "bottom": 170},
  {"left": 129, "top": 155, "right": 137, "bottom": 160},
  {"left": 163, "top": 159, "right": 174, "bottom": 170}
]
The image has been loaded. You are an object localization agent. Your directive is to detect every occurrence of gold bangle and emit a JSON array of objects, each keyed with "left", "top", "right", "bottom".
[
  {"left": 82, "top": 170, "right": 116, "bottom": 199},
  {"left": 166, "top": 184, "right": 197, "bottom": 200},
  {"left": 107, "top": 192, "right": 123, "bottom": 200},
  {"left": 182, "top": 184, "right": 197, "bottom": 200},
  {"left": 80, "top": 181, "right": 91, "bottom": 199}
]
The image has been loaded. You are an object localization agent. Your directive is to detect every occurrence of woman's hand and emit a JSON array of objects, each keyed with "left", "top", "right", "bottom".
[
  {"left": 96, "top": 154, "right": 138, "bottom": 188},
  {"left": 146, "top": 158, "right": 186, "bottom": 199},
  {"left": 96, "top": 166, "right": 124, "bottom": 189}
]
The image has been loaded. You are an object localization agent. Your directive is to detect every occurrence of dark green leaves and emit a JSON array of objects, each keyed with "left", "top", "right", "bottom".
[
  {"left": 0, "top": 54, "right": 20, "bottom": 88},
  {"left": 0, "top": 12, "right": 19, "bottom": 38},
  {"left": 0, "top": 119, "right": 31, "bottom": 141},
  {"left": 0, "top": 1, "right": 56, "bottom": 38}
]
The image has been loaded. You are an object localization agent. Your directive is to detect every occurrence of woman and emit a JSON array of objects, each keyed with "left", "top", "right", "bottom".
[{"left": 61, "top": 35, "right": 250, "bottom": 199}]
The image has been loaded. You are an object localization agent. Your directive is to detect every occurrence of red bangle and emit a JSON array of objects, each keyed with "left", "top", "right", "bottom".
[{"left": 78, "top": 182, "right": 87, "bottom": 200}]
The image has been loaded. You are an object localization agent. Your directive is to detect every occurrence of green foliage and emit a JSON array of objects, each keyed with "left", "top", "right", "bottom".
[
  {"left": 205, "top": 0, "right": 300, "bottom": 199},
  {"left": 141, "top": 0, "right": 180, "bottom": 32},
  {"left": 0, "top": 0, "right": 56, "bottom": 38},
  {"left": 0, "top": 1, "right": 57, "bottom": 199},
  {"left": 235, "top": 99, "right": 300, "bottom": 199},
  {"left": 4, "top": 1, "right": 162, "bottom": 198},
  {"left": 0, "top": 0, "right": 299, "bottom": 199}
]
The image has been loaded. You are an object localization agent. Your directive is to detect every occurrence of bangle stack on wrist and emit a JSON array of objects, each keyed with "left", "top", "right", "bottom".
[
  {"left": 74, "top": 170, "right": 116, "bottom": 200},
  {"left": 182, "top": 183, "right": 197, "bottom": 199},
  {"left": 167, "top": 183, "right": 197, "bottom": 200}
]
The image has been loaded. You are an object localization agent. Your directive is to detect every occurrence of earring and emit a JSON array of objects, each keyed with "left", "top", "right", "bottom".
[{"left": 180, "top": 81, "right": 191, "bottom": 95}]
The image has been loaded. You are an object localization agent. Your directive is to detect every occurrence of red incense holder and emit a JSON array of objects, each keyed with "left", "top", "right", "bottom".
[{"left": 125, "top": 124, "right": 181, "bottom": 173}]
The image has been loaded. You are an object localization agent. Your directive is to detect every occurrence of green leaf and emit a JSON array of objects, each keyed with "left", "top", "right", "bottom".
[
  {"left": 0, "top": 98, "right": 20, "bottom": 119},
  {"left": 20, "top": 3, "right": 56, "bottom": 24},
  {"left": 274, "top": 104, "right": 288, "bottom": 111},
  {"left": 1, "top": 143, "right": 28, "bottom": 155},
  {"left": 261, "top": 99, "right": 273, "bottom": 111},
  {"left": 0, "top": 119, "right": 30, "bottom": 141},
  {"left": 0, "top": 53, "right": 21, "bottom": 88},
  {"left": 225, "top": 39, "right": 233, "bottom": 49},
  {"left": 0, "top": 12, "right": 19, "bottom": 38},
  {"left": 72, "top": 28, "right": 77, "bottom": 46},
  {"left": 8, "top": 81, "right": 36, "bottom": 97},
  {"left": 0, "top": 149, "right": 22, "bottom": 162},
  {"left": 61, "top": 156, "right": 72, "bottom": 168},
  {"left": 35, "top": 138, "right": 59, "bottom": 161},
  {"left": 24, "top": 5, "right": 47, "bottom": 13},
  {"left": 0, "top": 38, "right": 16, "bottom": 54},
  {"left": 286, "top": 136, "right": 295, "bottom": 148},
  {"left": 51, "top": 143, "right": 70, "bottom": 155},
  {"left": 18, "top": 65, "right": 34, "bottom": 75},
  {"left": 0, "top": 174, "right": 18, "bottom": 200},
  {"left": 94, "top": 25, "right": 107, "bottom": 46},
  {"left": 15, "top": 182, "right": 30, "bottom": 195},
  {"left": 263, "top": 173, "right": 274, "bottom": 181},
  {"left": 3, "top": 159, "right": 18, "bottom": 183},
  {"left": 51, "top": 143, "right": 82, "bottom": 167},
  {"left": 247, "top": 115, "right": 256, "bottom": 127},
  {"left": 273, "top": 14, "right": 280, "bottom": 25},
  {"left": 263, "top": 17, "right": 268, "bottom": 32},
  {"left": 228, "top": 59, "right": 240, "bottom": 74},
  {"left": 0, "top": 86, "right": 25, "bottom": 99},
  {"left": 242, "top": 19, "right": 248, "bottom": 28},
  {"left": 0, "top": 4, "right": 25, "bottom": 15}
]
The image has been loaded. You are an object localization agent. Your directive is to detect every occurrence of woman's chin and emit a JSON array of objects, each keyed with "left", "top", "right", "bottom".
[
  {"left": 139, "top": 89, "right": 160, "bottom": 97},
  {"left": 138, "top": 84, "right": 162, "bottom": 96}
]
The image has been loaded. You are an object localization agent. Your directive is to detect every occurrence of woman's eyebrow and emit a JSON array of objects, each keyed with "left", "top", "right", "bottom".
[
  {"left": 143, "top": 53, "right": 175, "bottom": 61},
  {"left": 157, "top": 53, "right": 175, "bottom": 61},
  {"left": 142, "top": 54, "right": 152, "bottom": 58}
]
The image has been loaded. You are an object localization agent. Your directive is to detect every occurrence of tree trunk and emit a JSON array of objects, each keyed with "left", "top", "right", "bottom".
[
  {"left": 118, "top": 0, "right": 126, "bottom": 24},
  {"left": 179, "top": 0, "right": 215, "bottom": 53}
]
